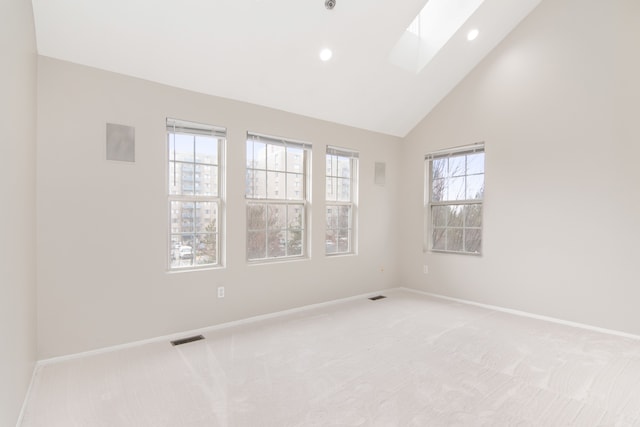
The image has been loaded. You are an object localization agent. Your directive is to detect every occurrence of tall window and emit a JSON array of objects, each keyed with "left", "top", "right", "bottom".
[
  {"left": 245, "top": 133, "right": 310, "bottom": 261},
  {"left": 426, "top": 144, "right": 484, "bottom": 255},
  {"left": 167, "top": 118, "right": 225, "bottom": 269},
  {"left": 326, "top": 146, "right": 358, "bottom": 255}
]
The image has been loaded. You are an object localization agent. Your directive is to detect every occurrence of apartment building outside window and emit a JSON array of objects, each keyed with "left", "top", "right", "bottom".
[
  {"left": 326, "top": 146, "right": 358, "bottom": 255},
  {"left": 245, "top": 133, "right": 311, "bottom": 262},
  {"left": 167, "top": 118, "right": 225, "bottom": 270}
]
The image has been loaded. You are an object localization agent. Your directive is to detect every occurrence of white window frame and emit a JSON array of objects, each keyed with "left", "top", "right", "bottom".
[
  {"left": 425, "top": 143, "right": 484, "bottom": 255},
  {"left": 325, "top": 146, "right": 358, "bottom": 256},
  {"left": 245, "top": 132, "right": 311, "bottom": 262},
  {"left": 167, "top": 118, "right": 225, "bottom": 270}
]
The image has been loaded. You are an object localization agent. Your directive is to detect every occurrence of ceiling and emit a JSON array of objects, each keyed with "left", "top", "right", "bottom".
[{"left": 31, "top": 0, "right": 541, "bottom": 137}]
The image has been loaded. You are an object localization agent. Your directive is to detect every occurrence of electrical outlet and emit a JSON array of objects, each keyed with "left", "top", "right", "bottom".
[
  {"left": 423, "top": 265, "right": 429, "bottom": 274},
  {"left": 217, "top": 286, "right": 225, "bottom": 298}
]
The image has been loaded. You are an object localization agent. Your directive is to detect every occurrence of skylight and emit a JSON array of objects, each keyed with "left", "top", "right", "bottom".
[{"left": 389, "top": 0, "right": 485, "bottom": 74}]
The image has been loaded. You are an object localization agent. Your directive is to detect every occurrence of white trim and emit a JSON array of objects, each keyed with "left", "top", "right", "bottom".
[
  {"left": 327, "top": 145, "right": 359, "bottom": 158},
  {"left": 247, "top": 132, "right": 312, "bottom": 150},
  {"left": 424, "top": 141, "right": 484, "bottom": 159},
  {"left": 399, "top": 287, "right": 640, "bottom": 342},
  {"left": 37, "top": 288, "right": 398, "bottom": 366},
  {"left": 16, "top": 362, "right": 40, "bottom": 427}
]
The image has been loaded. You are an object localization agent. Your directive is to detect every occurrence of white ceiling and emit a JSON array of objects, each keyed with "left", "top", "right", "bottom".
[{"left": 31, "top": 0, "right": 541, "bottom": 137}]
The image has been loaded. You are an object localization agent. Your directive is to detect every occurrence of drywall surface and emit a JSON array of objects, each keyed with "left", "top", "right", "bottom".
[
  {"left": 0, "top": 0, "right": 38, "bottom": 424},
  {"left": 36, "top": 57, "right": 400, "bottom": 358},
  {"left": 399, "top": 0, "right": 640, "bottom": 334}
]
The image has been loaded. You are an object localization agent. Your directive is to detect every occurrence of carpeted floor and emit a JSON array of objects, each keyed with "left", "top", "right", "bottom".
[{"left": 21, "top": 289, "right": 640, "bottom": 426}]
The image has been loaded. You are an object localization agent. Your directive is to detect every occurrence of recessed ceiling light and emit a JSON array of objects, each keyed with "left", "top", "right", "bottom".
[
  {"left": 467, "top": 29, "right": 479, "bottom": 41},
  {"left": 319, "top": 48, "right": 333, "bottom": 61}
]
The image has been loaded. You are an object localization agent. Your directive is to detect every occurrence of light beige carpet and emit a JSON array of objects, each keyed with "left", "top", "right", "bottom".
[{"left": 21, "top": 290, "right": 640, "bottom": 426}]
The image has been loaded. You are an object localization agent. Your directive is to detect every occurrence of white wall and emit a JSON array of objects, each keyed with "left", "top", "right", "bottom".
[
  {"left": 400, "top": 0, "right": 640, "bottom": 334},
  {"left": 36, "top": 57, "right": 400, "bottom": 359},
  {"left": 0, "top": 0, "right": 38, "bottom": 424}
]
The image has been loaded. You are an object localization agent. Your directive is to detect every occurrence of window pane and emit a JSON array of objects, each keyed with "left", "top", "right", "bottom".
[
  {"left": 338, "top": 205, "right": 351, "bottom": 229},
  {"left": 287, "top": 229, "right": 303, "bottom": 256},
  {"left": 432, "top": 178, "right": 446, "bottom": 202},
  {"left": 267, "top": 230, "right": 285, "bottom": 257},
  {"left": 326, "top": 206, "right": 338, "bottom": 229},
  {"left": 253, "top": 141, "right": 267, "bottom": 169},
  {"left": 432, "top": 158, "right": 447, "bottom": 180},
  {"left": 286, "top": 173, "right": 304, "bottom": 200},
  {"left": 247, "top": 231, "right": 266, "bottom": 260},
  {"left": 196, "top": 165, "right": 218, "bottom": 197},
  {"left": 170, "top": 234, "right": 195, "bottom": 268},
  {"left": 337, "top": 178, "right": 351, "bottom": 202},
  {"left": 325, "top": 229, "right": 338, "bottom": 254},
  {"left": 446, "top": 228, "right": 464, "bottom": 252},
  {"left": 432, "top": 228, "right": 446, "bottom": 251},
  {"left": 195, "top": 136, "right": 217, "bottom": 165},
  {"left": 170, "top": 134, "right": 194, "bottom": 163},
  {"left": 246, "top": 141, "right": 255, "bottom": 168},
  {"left": 466, "top": 153, "right": 484, "bottom": 175},
  {"left": 326, "top": 176, "right": 337, "bottom": 201},
  {"left": 337, "top": 156, "right": 350, "bottom": 178},
  {"left": 246, "top": 170, "right": 266, "bottom": 198},
  {"left": 448, "top": 205, "right": 464, "bottom": 228},
  {"left": 171, "top": 201, "right": 195, "bottom": 233},
  {"left": 466, "top": 174, "right": 484, "bottom": 200},
  {"left": 432, "top": 205, "right": 448, "bottom": 227},
  {"left": 196, "top": 202, "right": 217, "bottom": 233},
  {"left": 326, "top": 154, "right": 334, "bottom": 176},
  {"left": 288, "top": 205, "right": 303, "bottom": 229},
  {"left": 267, "top": 144, "right": 285, "bottom": 171},
  {"left": 446, "top": 177, "right": 465, "bottom": 201},
  {"left": 268, "top": 204, "right": 286, "bottom": 231},
  {"left": 337, "top": 229, "right": 350, "bottom": 252},
  {"left": 464, "top": 204, "right": 482, "bottom": 228},
  {"left": 465, "top": 229, "right": 482, "bottom": 254},
  {"left": 170, "top": 162, "right": 194, "bottom": 196},
  {"left": 195, "top": 233, "right": 216, "bottom": 265},
  {"left": 266, "top": 172, "right": 285, "bottom": 199},
  {"left": 448, "top": 156, "right": 465, "bottom": 177},
  {"left": 247, "top": 204, "right": 266, "bottom": 230},
  {"left": 288, "top": 147, "right": 304, "bottom": 172}
]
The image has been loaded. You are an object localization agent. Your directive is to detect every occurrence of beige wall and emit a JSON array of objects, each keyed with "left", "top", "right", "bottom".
[
  {"left": 28, "top": 0, "right": 640, "bottom": 369},
  {"left": 0, "top": 0, "right": 38, "bottom": 424},
  {"left": 399, "top": 0, "right": 640, "bottom": 333},
  {"left": 36, "top": 57, "right": 401, "bottom": 359}
]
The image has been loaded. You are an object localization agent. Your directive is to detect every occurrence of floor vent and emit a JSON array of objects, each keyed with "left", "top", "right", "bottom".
[
  {"left": 170, "top": 335, "right": 205, "bottom": 346},
  {"left": 369, "top": 295, "right": 387, "bottom": 301}
]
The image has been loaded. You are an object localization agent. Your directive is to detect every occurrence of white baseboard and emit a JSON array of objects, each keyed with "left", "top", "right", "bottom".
[
  {"left": 400, "top": 286, "right": 640, "bottom": 342},
  {"left": 37, "top": 287, "right": 399, "bottom": 367}
]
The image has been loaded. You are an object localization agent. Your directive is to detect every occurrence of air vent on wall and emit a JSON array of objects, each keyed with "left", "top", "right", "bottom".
[
  {"left": 369, "top": 295, "right": 387, "bottom": 301},
  {"left": 106, "top": 123, "right": 135, "bottom": 162},
  {"left": 170, "top": 335, "right": 205, "bottom": 346}
]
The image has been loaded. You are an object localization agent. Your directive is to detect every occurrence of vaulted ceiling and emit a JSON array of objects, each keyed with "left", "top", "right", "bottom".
[{"left": 31, "top": 0, "right": 541, "bottom": 137}]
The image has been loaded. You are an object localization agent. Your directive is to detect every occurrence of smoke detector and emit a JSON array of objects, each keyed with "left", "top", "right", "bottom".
[{"left": 325, "top": 0, "right": 336, "bottom": 10}]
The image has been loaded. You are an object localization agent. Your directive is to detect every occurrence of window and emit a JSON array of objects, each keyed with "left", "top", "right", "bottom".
[
  {"left": 245, "top": 133, "right": 310, "bottom": 261},
  {"left": 167, "top": 118, "right": 225, "bottom": 270},
  {"left": 426, "top": 143, "right": 484, "bottom": 254},
  {"left": 326, "top": 146, "right": 358, "bottom": 255}
]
